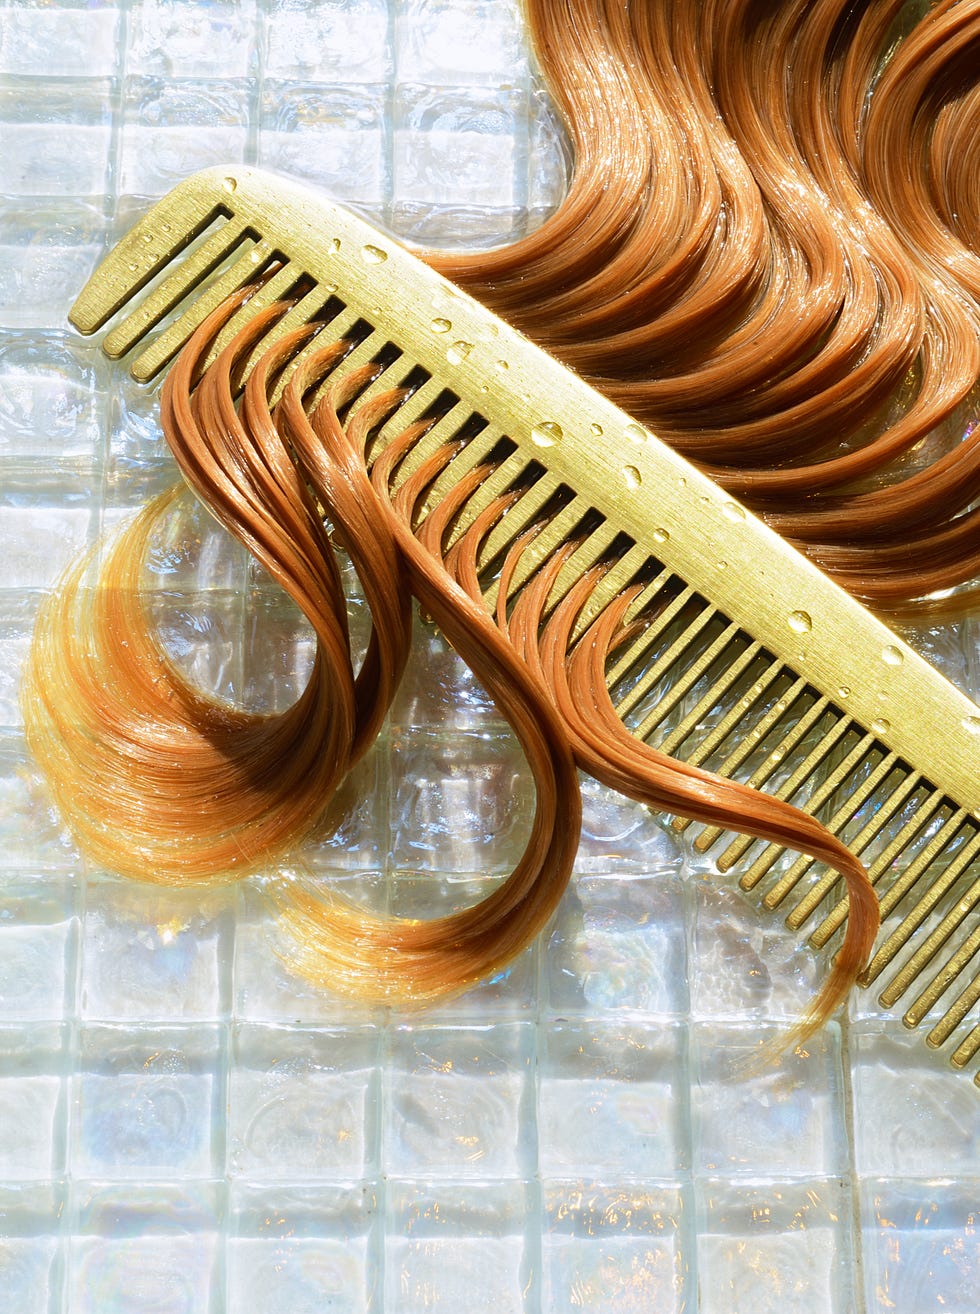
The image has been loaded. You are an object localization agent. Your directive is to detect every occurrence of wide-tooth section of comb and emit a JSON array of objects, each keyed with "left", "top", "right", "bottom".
[
  {"left": 70, "top": 193, "right": 234, "bottom": 335},
  {"left": 100, "top": 217, "right": 255, "bottom": 359},
  {"left": 71, "top": 167, "right": 980, "bottom": 1082}
]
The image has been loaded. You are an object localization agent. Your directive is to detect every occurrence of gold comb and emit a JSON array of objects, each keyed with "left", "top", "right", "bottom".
[{"left": 70, "top": 165, "right": 980, "bottom": 1085}]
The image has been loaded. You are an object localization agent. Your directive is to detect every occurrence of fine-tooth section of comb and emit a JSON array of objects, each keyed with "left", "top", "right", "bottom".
[{"left": 70, "top": 166, "right": 980, "bottom": 1084}]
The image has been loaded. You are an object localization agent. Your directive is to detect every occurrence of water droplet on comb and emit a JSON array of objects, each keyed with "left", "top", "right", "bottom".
[
  {"left": 652, "top": 526, "right": 670, "bottom": 543},
  {"left": 871, "top": 718, "right": 891, "bottom": 736},
  {"left": 446, "top": 340, "right": 473, "bottom": 364},
  {"left": 623, "top": 465, "right": 642, "bottom": 490},
  {"left": 329, "top": 238, "right": 341, "bottom": 252},
  {"left": 963, "top": 715, "right": 980, "bottom": 734},
  {"left": 531, "top": 421, "right": 563, "bottom": 448},
  {"left": 495, "top": 359, "right": 509, "bottom": 372},
  {"left": 625, "top": 423, "right": 646, "bottom": 445},
  {"left": 590, "top": 422, "right": 603, "bottom": 437},
  {"left": 222, "top": 176, "right": 237, "bottom": 193},
  {"left": 431, "top": 318, "right": 451, "bottom": 334},
  {"left": 722, "top": 501, "right": 747, "bottom": 522},
  {"left": 882, "top": 645, "right": 904, "bottom": 666},
  {"left": 837, "top": 685, "right": 851, "bottom": 700},
  {"left": 788, "top": 611, "right": 812, "bottom": 634},
  {"left": 361, "top": 244, "right": 387, "bottom": 264}
]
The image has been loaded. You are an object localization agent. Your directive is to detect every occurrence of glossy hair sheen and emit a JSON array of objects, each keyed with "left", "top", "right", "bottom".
[
  {"left": 25, "top": 290, "right": 878, "bottom": 1034},
  {"left": 26, "top": 0, "right": 980, "bottom": 1028},
  {"left": 435, "top": 0, "right": 980, "bottom": 617}
]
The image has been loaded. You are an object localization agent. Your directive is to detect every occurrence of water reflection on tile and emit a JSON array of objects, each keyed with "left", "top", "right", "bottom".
[
  {"left": 861, "top": 1179, "right": 980, "bottom": 1314},
  {"left": 697, "top": 1179, "right": 853, "bottom": 1314},
  {"left": 542, "top": 1182, "right": 688, "bottom": 1314}
]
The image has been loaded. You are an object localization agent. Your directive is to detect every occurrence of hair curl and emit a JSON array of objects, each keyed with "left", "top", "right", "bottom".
[{"left": 29, "top": 0, "right": 980, "bottom": 1030}]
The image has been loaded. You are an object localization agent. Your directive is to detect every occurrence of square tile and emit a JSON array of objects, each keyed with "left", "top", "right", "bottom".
[
  {"left": 575, "top": 774, "right": 684, "bottom": 874},
  {"left": 228, "top": 1182, "right": 378, "bottom": 1314},
  {"left": 301, "top": 747, "right": 389, "bottom": 876},
  {"left": 697, "top": 1179, "right": 853, "bottom": 1314},
  {"left": 73, "top": 1025, "right": 223, "bottom": 1179},
  {"left": 692, "top": 1023, "right": 845, "bottom": 1179},
  {"left": 0, "top": 492, "right": 96, "bottom": 590},
  {"left": 107, "top": 368, "right": 168, "bottom": 466},
  {"left": 0, "top": 591, "right": 43, "bottom": 730},
  {"left": 395, "top": 0, "right": 528, "bottom": 87},
  {"left": 0, "top": 1026, "right": 68, "bottom": 1179},
  {"left": 228, "top": 1024, "right": 380, "bottom": 1180},
  {"left": 71, "top": 1183, "right": 222, "bottom": 1314},
  {"left": 0, "top": 83, "right": 113, "bottom": 200},
  {"left": 0, "top": 333, "right": 107, "bottom": 467},
  {"left": 387, "top": 1180, "right": 533, "bottom": 1314},
  {"left": 0, "top": 2, "right": 121, "bottom": 79},
  {"left": 417, "top": 941, "right": 540, "bottom": 1022},
  {"left": 0, "top": 731, "right": 79, "bottom": 871},
  {"left": 526, "top": 89, "right": 568, "bottom": 216},
  {"left": 0, "top": 1183, "right": 67, "bottom": 1314},
  {"left": 542, "top": 1182, "right": 688, "bottom": 1314},
  {"left": 259, "top": 82, "right": 388, "bottom": 206},
  {"left": 851, "top": 1025, "right": 980, "bottom": 1177},
  {"left": 546, "top": 875, "right": 689, "bottom": 1018},
  {"left": 384, "top": 1023, "right": 533, "bottom": 1178},
  {"left": 0, "top": 203, "right": 107, "bottom": 330},
  {"left": 118, "top": 78, "right": 251, "bottom": 199},
  {"left": 262, "top": 0, "right": 390, "bottom": 83},
  {"left": 0, "top": 1233, "right": 63, "bottom": 1314},
  {"left": 232, "top": 878, "right": 386, "bottom": 1027},
  {"left": 140, "top": 490, "right": 249, "bottom": 593},
  {"left": 861, "top": 1179, "right": 980, "bottom": 1314},
  {"left": 237, "top": 581, "right": 317, "bottom": 714},
  {"left": 690, "top": 883, "right": 825, "bottom": 1022},
  {"left": 81, "top": 878, "right": 234, "bottom": 1021},
  {"left": 388, "top": 729, "right": 534, "bottom": 877},
  {"left": 393, "top": 85, "right": 526, "bottom": 210},
  {"left": 127, "top": 0, "right": 258, "bottom": 79},
  {"left": 0, "top": 875, "right": 77, "bottom": 1020},
  {"left": 388, "top": 610, "right": 506, "bottom": 736},
  {"left": 144, "top": 588, "right": 247, "bottom": 704},
  {"left": 538, "top": 1022, "right": 686, "bottom": 1179}
]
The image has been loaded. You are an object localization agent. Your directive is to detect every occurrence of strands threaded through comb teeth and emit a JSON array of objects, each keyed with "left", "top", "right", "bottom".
[
  {"left": 45, "top": 0, "right": 980, "bottom": 1082},
  {"left": 26, "top": 289, "right": 888, "bottom": 1048},
  {"left": 56, "top": 159, "right": 980, "bottom": 1077}
]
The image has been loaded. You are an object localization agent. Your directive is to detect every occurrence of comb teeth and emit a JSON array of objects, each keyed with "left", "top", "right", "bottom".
[
  {"left": 99, "top": 216, "right": 252, "bottom": 360},
  {"left": 787, "top": 767, "right": 921, "bottom": 931},
  {"left": 370, "top": 391, "right": 980, "bottom": 1075},
  {"left": 72, "top": 166, "right": 980, "bottom": 1082},
  {"left": 71, "top": 189, "right": 231, "bottom": 338},
  {"left": 765, "top": 747, "right": 900, "bottom": 911}
]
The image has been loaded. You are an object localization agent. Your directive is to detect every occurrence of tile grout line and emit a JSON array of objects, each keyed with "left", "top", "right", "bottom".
[{"left": 840, "top": 1011, "right": 869, "bottom": 1314}]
